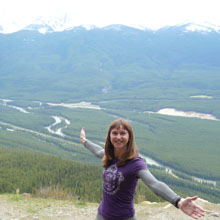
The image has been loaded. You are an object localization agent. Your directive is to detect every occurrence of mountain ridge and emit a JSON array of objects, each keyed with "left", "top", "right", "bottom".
[
  {"left": 1, "top": 21, "right": 220, "bottom": 100},
  {"left": 1, "top": 18, "right": 220, "bottom": 34}
]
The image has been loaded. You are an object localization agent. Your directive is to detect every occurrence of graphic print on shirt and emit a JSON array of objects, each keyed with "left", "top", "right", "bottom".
[{"left": 103, "top": 164, "right": 124, "bottom": 195}]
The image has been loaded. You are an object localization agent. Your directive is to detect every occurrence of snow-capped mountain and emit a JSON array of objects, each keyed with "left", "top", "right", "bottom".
[
  {"left": 181, "top": 23, "right": 220, "bottom": 33},
  {"left": 1, "top": 17, "right": 220, "bottom": 102},
  {"left": 20, "top": 22, "right": 220, "bottom": 34},
  {"left": 24, "top": 15, "right": 76, "bottom": 33},
  {"left": 24, "top": 24, "right": 54, "bottom": 34},
  {"left": 0, "top": 14, "right": 220, "bottom": 34}
]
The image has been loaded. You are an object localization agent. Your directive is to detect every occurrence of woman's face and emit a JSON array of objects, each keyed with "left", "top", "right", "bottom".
[{"left": 110, "top": 125, "right": 129, "bottom": 152}]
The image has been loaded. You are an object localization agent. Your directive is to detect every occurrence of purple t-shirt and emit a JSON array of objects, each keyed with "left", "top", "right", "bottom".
[{"left": 98, "top": 156, "right": 147, "bottom": 220}]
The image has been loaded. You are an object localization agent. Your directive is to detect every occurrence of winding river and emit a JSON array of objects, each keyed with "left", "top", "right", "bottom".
[
  {"left": 45, "top": 116, "right": 70, "bottom": 137},
  {"left": 0, "top": 99, "right": 30, "bottom": 113}
]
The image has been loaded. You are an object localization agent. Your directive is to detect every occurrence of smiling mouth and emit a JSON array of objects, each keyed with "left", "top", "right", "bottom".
[{"left": 114, "top": 142, "right": 124, "bottom": 146}]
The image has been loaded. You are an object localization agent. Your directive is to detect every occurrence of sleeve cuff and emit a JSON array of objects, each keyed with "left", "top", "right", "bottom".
[{"left": 174, "top": 197, "right": 182, "bottom": 208}]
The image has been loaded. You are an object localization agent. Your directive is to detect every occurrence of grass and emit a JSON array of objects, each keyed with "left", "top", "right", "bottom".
[
  {"left": 74, "top": 201, "right": 88, "bottom": 207},
  {"left": 32, "top": 185, "right": 77, "bottom": 201},
  {"left": 7, "top": 193, "right": 26, "bottom": 202}
]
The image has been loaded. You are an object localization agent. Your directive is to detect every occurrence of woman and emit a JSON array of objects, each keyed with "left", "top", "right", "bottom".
[{"left": 80, "top": 118, "right": 205, "bottom": 220}]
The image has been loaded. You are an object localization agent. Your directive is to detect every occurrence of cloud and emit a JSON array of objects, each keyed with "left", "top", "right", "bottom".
[{"left": 0, "top": 0, "right": 220, "bottom": 33}]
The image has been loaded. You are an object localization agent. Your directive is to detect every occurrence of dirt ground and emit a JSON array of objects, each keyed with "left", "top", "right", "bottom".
[{"left": 0, "top": 194, "right": 219, "bottom": 220}]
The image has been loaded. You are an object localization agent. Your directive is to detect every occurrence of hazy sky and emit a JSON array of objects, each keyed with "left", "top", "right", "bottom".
[{"left": 1, "top": 0, "right": 220, "bottom": 32}]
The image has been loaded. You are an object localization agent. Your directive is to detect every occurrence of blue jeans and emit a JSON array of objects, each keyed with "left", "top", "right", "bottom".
[{"left": 95, "top": 213, "right": 137, "bottom": 220}]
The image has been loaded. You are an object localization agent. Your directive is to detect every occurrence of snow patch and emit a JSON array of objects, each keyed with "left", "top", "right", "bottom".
[
  {"left": 47, "top": 102, "right": 101, "bottom": 110},
  {"left": 145, "top": 108, "right": 218, "bottom": 121},
  {"left": 184, "top": 22, "right": 220, "bottom": 33},
  {"left": 190, "top": 95, "right": 213, "bottom": 99}
]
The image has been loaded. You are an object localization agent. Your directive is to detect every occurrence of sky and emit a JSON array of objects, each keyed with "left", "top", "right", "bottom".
[{"left": 0, "top": 0, "right": 220, "bottom": 33}]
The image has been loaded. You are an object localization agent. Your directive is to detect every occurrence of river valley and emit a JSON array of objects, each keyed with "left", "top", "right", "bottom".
[{"left": 0, "top": 98, "right": 219, "bottom": 189}]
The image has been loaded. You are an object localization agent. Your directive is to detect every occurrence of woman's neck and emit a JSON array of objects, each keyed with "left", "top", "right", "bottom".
[{"left": 114, "top": 148, "right": 126, "bottom": 158}]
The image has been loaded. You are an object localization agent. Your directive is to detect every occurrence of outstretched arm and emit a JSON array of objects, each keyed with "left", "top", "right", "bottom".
[
  {"left": 80, "top": 128, "right": 105, "bottom": 159},
  {"left": 138, "top": 169, "right": 205, "bottom": 219},
  {"left": 138, "top": 169, "right": 181, "bottom": 206}
]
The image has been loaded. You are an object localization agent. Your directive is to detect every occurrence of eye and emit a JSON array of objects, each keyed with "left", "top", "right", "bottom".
[{"left": 111, "top": 131, "right": 118, "bottom": 136}]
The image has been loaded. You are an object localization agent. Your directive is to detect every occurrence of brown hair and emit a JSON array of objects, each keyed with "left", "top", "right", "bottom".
[{"left": 102, "top": 118, "right": 139, "bottom": 168}]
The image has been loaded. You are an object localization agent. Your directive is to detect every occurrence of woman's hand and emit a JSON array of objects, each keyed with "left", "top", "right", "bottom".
[
  {"left": 80, "top": 128, "right": 86, "bottom": 144},
  {"left": 178, "top": 196, "right": 205, "bottom": 219}
]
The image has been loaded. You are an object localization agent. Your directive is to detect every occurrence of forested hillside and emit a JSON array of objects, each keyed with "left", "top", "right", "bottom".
[
  {"left": 0, "top": 147, "right": 161, "bottom": 203},
  {"left": 0, "top": 147, "right": 219, "bottom": 203}
]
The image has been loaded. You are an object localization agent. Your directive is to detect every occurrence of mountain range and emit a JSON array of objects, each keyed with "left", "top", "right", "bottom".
[
  {"left": 1, "top": 14, "right": 220, "bottom": 34},
  {"left": 0, "top": 22, "right": 220, "bottom": 101}
]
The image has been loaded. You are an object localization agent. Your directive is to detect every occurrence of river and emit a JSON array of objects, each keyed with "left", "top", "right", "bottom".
[
  {"left": 45, "top": 116, "right": 70, "bottom": 137},
  {"left": 140, "top": 153, "right": 217, "bottom": 187}
]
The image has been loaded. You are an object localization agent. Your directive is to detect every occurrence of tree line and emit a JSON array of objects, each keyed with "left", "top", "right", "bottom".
[{"left": 0, "top": 147, "right": 219, "bottom": 203}]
